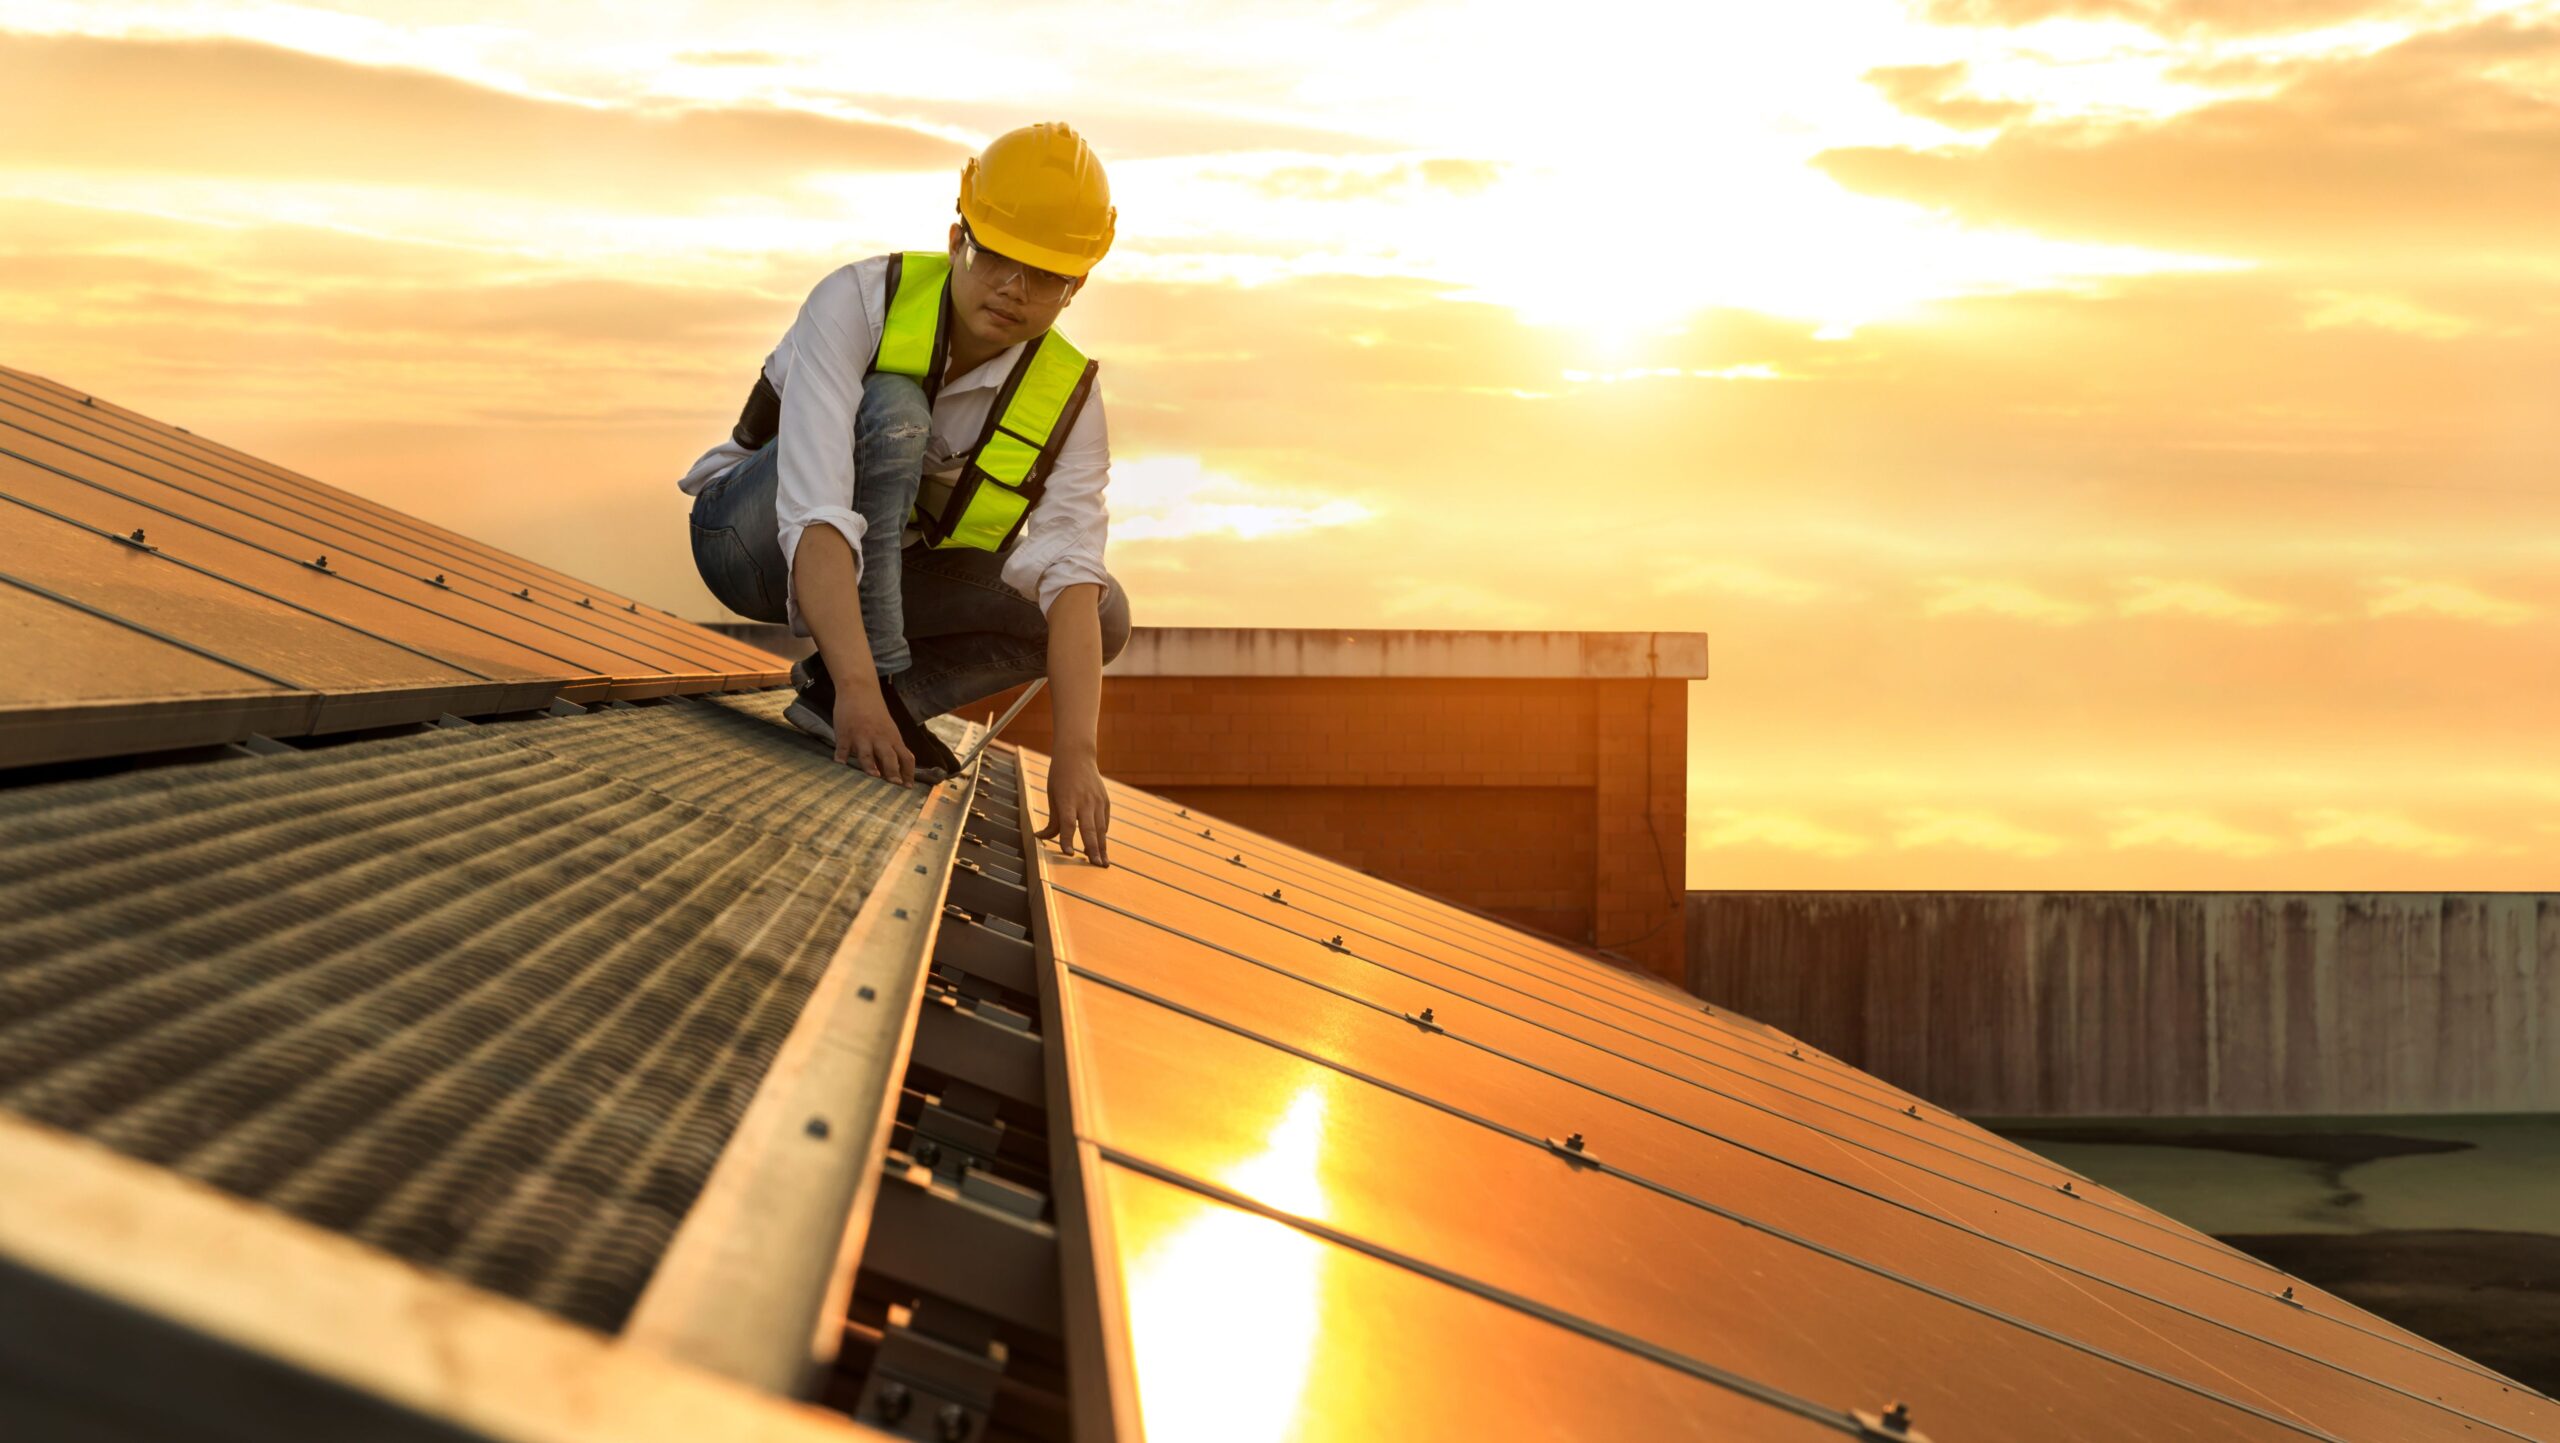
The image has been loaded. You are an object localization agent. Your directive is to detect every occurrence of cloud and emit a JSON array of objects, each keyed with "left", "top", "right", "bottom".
[
  {"left": 674, "top": 49, "right": 785, "bottom": 67},
  {"left": 2115, "top": 576, "right": 2296, "bottom": 625},
  {"left": 1815, "top": 16, "right": 2560, "bottom": 259},
  {"left": 1863, "top": 62, "right": 2034, "bottom": 130},
  {"left": 1106, "top": 454, "right": 1375, "bottom": 544},
  {"left": 1692, "top": 809, "right": 1875, "bottom": 857},
  {"left": 1560, "top": 364, "right": 1790, "bottom": 383},
  {"left": 1244, "top": 156, "right": 1504, "bottom": 202},
  {"left": 1654, "top": 560, "right": 1837, "bottom": 604},
  {"left": 1912, "top": 0, "right": 2425, "bottom": 35},
  {"left": 2365, "top": 577, "right": 2540, "bottom": 625},
  {"left": 2299, "top": 289, "right": 2484, "bottom": 340},
  {"left": 1889, "top": 808, "right": 2068, "bottom": 856},
  {"left": 2298, "top": 807, "right": 2482, "bottom": 856},
  {"left": 1920, "top": 576, "right": 2095, "bottom": 625},
  {"left": 0, "top": 32, "right": 963, "bottom": 208},
  {"left": 1374, "top": 578, "right": 1550, "bottom": 628},
  {"left": 2104, "top": 807, "right": 2282, "bottom": 856}
]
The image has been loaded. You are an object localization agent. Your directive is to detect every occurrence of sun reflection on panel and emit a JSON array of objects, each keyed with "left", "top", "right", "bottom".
[{"left": 1119, "top": 1086, "right": 1331, "bottom": 1443}]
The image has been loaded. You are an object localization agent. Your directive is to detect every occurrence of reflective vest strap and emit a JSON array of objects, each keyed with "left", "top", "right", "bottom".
[
  {"left": 873, "top": 252, "right": 950, "bottom": 383},
  {"left": 994, "top": 332, "right": 1090, "bottom": 449},
  {"left": 944, "top": 477, "right": 1031, "bottom": 551},
  {"left": 919, "top": 327, "right": 1099, "bottom": 554}
]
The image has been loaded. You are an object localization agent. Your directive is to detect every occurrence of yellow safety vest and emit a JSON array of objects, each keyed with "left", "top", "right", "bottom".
[{"left": 727, "top": 252, "right": 1100, "bottom": 554}]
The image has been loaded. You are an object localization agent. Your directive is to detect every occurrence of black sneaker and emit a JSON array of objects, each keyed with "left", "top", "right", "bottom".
[
  {"left": 880, "top": 675, "right": 963, "bottom": 780},
  {"left": 783, "top": 655, "right": 964, "bottom": 780},
  {"left": 782, "top": 652, "right": 839, "bottom": 747}
]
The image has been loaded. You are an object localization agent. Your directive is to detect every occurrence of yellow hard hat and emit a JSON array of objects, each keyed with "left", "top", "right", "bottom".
[{"left": 958, "top": 122, "right": 1116, "bottom": 279}]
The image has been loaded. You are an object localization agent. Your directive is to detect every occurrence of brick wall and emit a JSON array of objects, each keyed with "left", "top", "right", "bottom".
[{"left": 956, "top": 674, "right": 1690, "bottom": 982}]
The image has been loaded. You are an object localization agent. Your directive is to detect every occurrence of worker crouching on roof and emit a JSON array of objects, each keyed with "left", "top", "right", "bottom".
[{"left": 678, "top": 122, "right": 1126, "bottom": 863}]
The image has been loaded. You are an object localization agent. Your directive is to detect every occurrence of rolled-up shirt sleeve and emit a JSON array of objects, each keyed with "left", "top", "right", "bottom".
[
  {"left": 773, "top": 263, "right": 881, "bottom": 634},
  {"left": 999, "top": 388, "right": 1113, "bottom": 616}
]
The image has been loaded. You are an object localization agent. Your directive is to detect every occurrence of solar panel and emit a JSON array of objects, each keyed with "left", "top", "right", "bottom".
[
  {"left": 1007, "top": 746, "right": 2558, "bottom": 1443},
  {"left": 0, "top": 364, "right": 786, "bottom": 768}
]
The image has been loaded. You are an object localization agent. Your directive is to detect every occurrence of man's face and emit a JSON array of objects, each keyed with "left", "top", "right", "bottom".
[{"left": 947, "top": 221, "right": 1077, "bottom": 353}]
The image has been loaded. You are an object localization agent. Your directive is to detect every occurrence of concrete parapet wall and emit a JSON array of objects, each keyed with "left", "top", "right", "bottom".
[{"left": 1687, "top": 891, "right": 2560, "bottom": 1117}]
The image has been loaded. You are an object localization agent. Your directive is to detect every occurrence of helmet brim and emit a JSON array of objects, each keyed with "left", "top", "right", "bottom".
[{"left": 959, "top": 200, "right": 1107, "bottom": 279}]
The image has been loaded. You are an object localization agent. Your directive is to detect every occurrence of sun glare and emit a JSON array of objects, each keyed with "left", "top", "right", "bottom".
[{"left": 1119, "top": 1087, "right": 1332, "bottom": 1443}]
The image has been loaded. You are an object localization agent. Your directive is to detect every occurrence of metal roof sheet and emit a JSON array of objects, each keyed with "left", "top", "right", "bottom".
[
  {"left": 0, "top": 693, "right": 948, "bottom": 1335},
  {"left": 0, "top": 364, "right": 787, "bottom": 769}
]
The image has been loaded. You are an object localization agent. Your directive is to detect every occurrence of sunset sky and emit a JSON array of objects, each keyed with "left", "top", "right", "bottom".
[{"left": 5, "top": 0, "right": 2556, "bottom": 888}]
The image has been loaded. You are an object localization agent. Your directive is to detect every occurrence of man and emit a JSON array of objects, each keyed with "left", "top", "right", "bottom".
[{"left": 679, "top": 122, "right": 1127, "bottom": 864}]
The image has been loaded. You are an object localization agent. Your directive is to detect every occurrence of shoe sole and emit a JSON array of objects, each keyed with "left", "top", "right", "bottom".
[{"left": 783, "top": 698, "right": 836, "bottom": 748}]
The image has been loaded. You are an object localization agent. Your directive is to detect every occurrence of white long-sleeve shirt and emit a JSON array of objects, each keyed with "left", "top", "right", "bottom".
[{"left": 677, "top": 253, "right": 1113, "bottom": 633}]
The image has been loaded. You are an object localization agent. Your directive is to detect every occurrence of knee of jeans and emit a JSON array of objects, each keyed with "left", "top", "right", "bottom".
[
  {"left": 859, "top": 373, "right": 933, "bottom": 444},
  {"left": 1099, "top": 578, "right": 1133, "bottom": 663}
]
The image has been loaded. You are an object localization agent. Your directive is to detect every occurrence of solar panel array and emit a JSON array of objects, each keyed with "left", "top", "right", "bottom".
[
  {"left": 1013, "top": 748, "right": 2557, "bottom": 1443},
  {"left": 0, "top": 363, "right": 784, "bottom": 769}
]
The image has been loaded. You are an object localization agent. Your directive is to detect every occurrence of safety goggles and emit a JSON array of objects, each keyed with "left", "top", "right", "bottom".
[{"left": 958, "top": 224, "right": 1081, "bottom": 304}]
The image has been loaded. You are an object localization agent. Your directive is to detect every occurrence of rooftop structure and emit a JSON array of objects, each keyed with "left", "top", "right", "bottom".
[
  {"left": 712, "top": 620, "right": 1704, "bottom": 983},
  {"left": 4, "top": 367, "right": 2549, "bottom": 1442}
]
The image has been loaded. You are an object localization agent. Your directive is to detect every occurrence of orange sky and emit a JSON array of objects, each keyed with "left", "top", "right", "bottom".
[{"left": 5, "top": 0, "right": 2556, "bottom": 889}]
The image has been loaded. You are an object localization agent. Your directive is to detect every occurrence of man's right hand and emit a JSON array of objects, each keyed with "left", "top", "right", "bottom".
[{"left": 835, "top": 687, "right": 915, "bottom": 785}]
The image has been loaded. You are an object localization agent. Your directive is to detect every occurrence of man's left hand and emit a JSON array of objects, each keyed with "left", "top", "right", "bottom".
[{"left": 1037, "top": 751, "right": 1111, "bottom": 866}]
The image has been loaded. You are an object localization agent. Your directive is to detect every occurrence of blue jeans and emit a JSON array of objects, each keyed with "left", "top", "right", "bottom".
[{"left": 689, "top": 372, "right": 1131, "bottom": 718}]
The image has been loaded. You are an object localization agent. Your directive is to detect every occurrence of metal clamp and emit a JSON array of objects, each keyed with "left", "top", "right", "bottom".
[
  {"left": 857, "top": 1302, "right": 1006, "bottom": 1443},
  {"left": 1543, "top": 1133, "right": 1599, "bottom": 1168},
  {"left": 1853, "top": 1402, "right": 1930, "bottom": 1442}
]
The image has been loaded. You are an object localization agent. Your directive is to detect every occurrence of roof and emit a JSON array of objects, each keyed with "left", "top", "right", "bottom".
[
  {"left": 0, "top": 363, "right": 786, "bottom": 772},
  {"left": 1, "top": 371, "right": 2546, "bottom": 1443}
]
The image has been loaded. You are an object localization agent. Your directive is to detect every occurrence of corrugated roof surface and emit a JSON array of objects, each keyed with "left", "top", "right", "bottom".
[
  {"left": 1012, "top": 748, "right": 2560, "bottom": 1443},
  {"left": 0, "top": 692, "right": 956, "bottom": 1334},
  {"left": 0, "top": 363, "right": 786, "bottom": 770}
]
